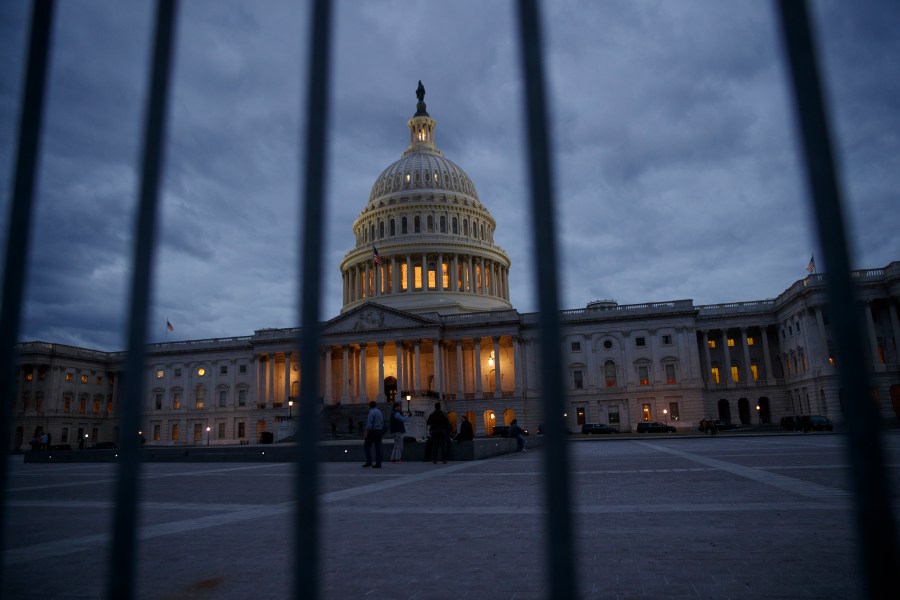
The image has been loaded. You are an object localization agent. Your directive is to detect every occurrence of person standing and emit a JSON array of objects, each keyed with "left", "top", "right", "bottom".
[
  {"left": 509, "top": 419, "right": 526, "bottom": 452},
  {"left": 389, "top": 402, "right": 409, "bottom": 463},
  {"left": 426, "top": 402, "right": 451, "bottom": 464},
  {"left": 362, "top": 400, "right": 384, "bottom": 468},
  {"left": 457, "top": 415, "right": 474, "bottom": 442}
]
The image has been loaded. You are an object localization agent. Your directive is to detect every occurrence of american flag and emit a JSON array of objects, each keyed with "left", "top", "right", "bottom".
[
  {"left": 166, "top": 319, "right": 174, "bottom": 332},
  {"left": 806, "top": 254, "right": 815, "bottom": 274},
  {"left": 372, "top": 245, "right": 382, "bottom": 266}
]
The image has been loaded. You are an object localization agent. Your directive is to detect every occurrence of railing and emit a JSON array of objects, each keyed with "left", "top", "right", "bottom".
[{"left": 1, "top": 2, "right": 897, "bottom": 600}]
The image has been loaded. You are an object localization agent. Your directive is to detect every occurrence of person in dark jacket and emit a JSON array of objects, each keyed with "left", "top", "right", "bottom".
[
  {"left": 389, "top": 402, "right": 409, "bottom": 463},
  {"left": 456, "top": 415, "right": 474, "bottom": 442},
  {"left": 426, "top": 402, "right": 451, "bottom": 464},
  {"left": 509, "top": 419, "right": 526, "bottom": 451}
]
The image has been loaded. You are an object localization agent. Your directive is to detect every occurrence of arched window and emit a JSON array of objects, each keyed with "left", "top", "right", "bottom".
[
  {"left": 370, "top": 224, "right": 375, "bottom": 242},
  {"left": 463, "top": 219, "right": 469, "bottom": 236},
  {"left": 195, "top": 384, "right": 206, "bottom": 409},
  {"left": 379, "top": 221, "right": 385, "bottom": 239},
  {"left": 452, "top": 217, "right": 458, "bottom": 234},
  {"left": 401, "top": 216, "right": 408, "bottom": 234},
  {"left": 439, "top": 216, "right": 446, "bottom": 233},
  {"left": 390, "top": 219, "right": 396, "bottom": 236}
]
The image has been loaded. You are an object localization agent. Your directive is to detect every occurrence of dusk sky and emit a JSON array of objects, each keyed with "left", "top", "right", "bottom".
[{"left": 1, "top": 1, "right": 898, "bottom": 352}]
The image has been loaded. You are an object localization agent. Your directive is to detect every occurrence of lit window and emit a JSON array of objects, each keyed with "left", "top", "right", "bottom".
[
  {"left": 198, "top": 368, "right": 206, "bottom": 377},
  {"left": 93, "top": 399, "right": 101, "bottom": 414},
  {"left": 173, "top": 391, "right": 181, "bottom": 409},
  {"left": 156, "top": 369, "right": 164, "bottom": 379},
  {"left": 708, "top": 340, "right": 716, "bottom": 349},
  {"left": 195, "top": 386, "right": 205, "bottom": 409},
  {"left": 665, "top": 364, "right": 676, "bottom": 384},
  {"left": 638, "top": 365, "right": 650, "bottom": 386},
  {"left": 441, "top": 263, "right": 449, "bottom": 289},
  {"left": 25, "top": 371, "right": 33, "bottom": 382},
  {"left": 731, "top": 365, "right": 740, "bottom": 383},
  {"left": 172, "top": 423, "right": 179, "bottom": 441},
  {"left": 81, "top": 374, "right": 88, "bottom": 384},
  {"left": 711, "top": 367, "right": 720, "bottom": 384},
  {"left": 401, "top": 263, "right": 408, "bottom": 291},
  {"left": 751, "top": 364, "right": 759, "bottom": 381},
  {"left": 747, "top": 337, "right": 755, "bottom": 346},
  {"left": 428, "top": 264, "right": 436, "bottom": 289},
  {"left": 727, "top": 339, "right": 735, "bottom": 347},
  {"left": 414, "top": 265, "right": 423, "bottom": 290},
  {"left": 66, "top": 373, "right": 73, "bottom": 382}
]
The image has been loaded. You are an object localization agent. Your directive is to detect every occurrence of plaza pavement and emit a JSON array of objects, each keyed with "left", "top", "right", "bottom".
[{"left": 3, "top": 430, "right": 899, "bottom": 599}]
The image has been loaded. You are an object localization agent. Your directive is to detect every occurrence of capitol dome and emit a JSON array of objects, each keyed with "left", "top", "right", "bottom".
[{"left": 339, "top": 81, "right": 512, "bottom": 315}]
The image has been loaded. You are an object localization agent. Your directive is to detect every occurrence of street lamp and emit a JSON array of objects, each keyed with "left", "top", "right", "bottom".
[
  {"left": 206, "top": 425, "right": 211, "bottom": 446},
  {"left": 663, "top": 408, "right": 668, "bottom": 426},
  {"left": 288, "top": 399, "right": 293, "bottom": 419},
  {"left": 406, "top": 394, "right": 411, "bottom": 416},
  {"left": 84, "top": 433, "right": 89, "bottom": 449},
  {"left": 756, "top": 404, "right": 761, "bottom": 426}
]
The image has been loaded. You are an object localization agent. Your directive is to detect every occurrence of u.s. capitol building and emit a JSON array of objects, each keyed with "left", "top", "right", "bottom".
[{"left": 10, "top": 85, "right": 900, "bottom": 450}]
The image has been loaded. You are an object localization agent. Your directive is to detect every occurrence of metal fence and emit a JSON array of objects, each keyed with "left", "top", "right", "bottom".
[{"left": 1, "top": 1, "right": 896, "bottom": 598}]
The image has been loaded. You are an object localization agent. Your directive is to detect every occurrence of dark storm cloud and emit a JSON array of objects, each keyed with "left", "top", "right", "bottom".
[{"left": 1, "top": 1, "right": 897, "bottom": 351}]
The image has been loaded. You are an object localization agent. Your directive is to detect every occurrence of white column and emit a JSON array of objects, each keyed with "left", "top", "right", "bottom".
[
  {"left": 701, "top": 331, "right": 712, "bottom": 385},
  {"left": 432, "top": 339, "right": 442, "bottom": 398},
  {"left": 493, "top": 336, "right": 502, "bottom": 395},
  {"left": 324, "top": 348, "right": 332, "bottom": 404},
  {"left": 474, "top": 338, "right": 483, "bottom": 399},
  {"left": 741, "top": 328, "right": 753, "bottom": 383},
  {"left": 761, "top": 326, "right": 775, "bottom": 383},
  {"left": 414, "top": 340, "right": 422, "bottom": 391},
  {"left": 452, "top": 255, "right": 459, "bottom": 291},
  {"left": 437, "top": 253, "right": 444, "bottom": 291},
  {"left": 468, "top": 256, "right": 474, "bottom": 292},
  {"left": 268, "top": 355, "right": 275, "bottom": 404},
  {"left": 456, "top": 340, "right": 464, "bottom": 397},
  {"left": 359, "top": 342, "right": 369, "bottom": 404},
  {"left": 721, "top": 330, "right": 733, "bottom": 383},
  {"left": 342, "top": 346, "right": 349, "bottom": 403},
  {"left": 377, "top": 342, "right": 385, "bottom": 402},
  {"left": 406, "top": 254, "right": 413, "bottom": 292}
]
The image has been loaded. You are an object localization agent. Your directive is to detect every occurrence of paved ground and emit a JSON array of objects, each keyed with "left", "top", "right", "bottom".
[{"left": 3, "top": 431, "right": 900, "bottom": 599}]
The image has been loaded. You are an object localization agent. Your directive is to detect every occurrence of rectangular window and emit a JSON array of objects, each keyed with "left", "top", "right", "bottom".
[
  {"left": 153, "top": 424, "right": 160, "bottom": 441},
  {"left": 573, "top": 370, "right": 584, "bottom": 389},
  {"left": 428, "top": 265, "right": 436, "bottom": 289},
  {"left": 238, "top": 389, "right": 247, "bottom": 406},
  {"left": 81, "top": 374, "right": 88, "bottom": 384},
  {"left": 79, "top": 398, "right": 86, "bottom": 414},
  {"left": 414, "top": 265, "right": 422, "bottom": 290},
  {"left": 96, "top": 376, "right": 103, "bottom": 385},
  {"left": 174, "top": 368, "right": 182, "bottom": 377},
  {"left": 63, "top": 396, "right": 71, "bottom": 413},
  {"left": 401, "top": 263, "right": 408, "bottom": 291},
  {"left": 66, "top": 372, "right": 73, "bottom": 382},
  {"left": 93, "top": 399, "right": 100, "bottom": 414},
  {"left": 155, "top": 393, "right": 162, "bottom": 410},
  {"left": 711, "top": 367, "right": 720, "bottom": 384},
  {"left": 635, "top": 337, "right": 646, "bottom": 347},
  {"left": 238, "top": 421, "right": 246, "bottom": 439},
  {"left": 218, "top": 422, "right": 225, "bottom": 439},
  {"left": 173, "top": 391, "right": 181, "bottom": 410},
  {"left": 731, "top": 365, "right": 740, "bottom": 383},
  {"left": 576, "top": 406, "right": 585, "bottom": 426},
  {"left": 571, "top": 342, "right": 581, "bottom": 352},
  {"left": 442, "top": 262, "right": 449, "bottom": 289},
  {"left": 751, "top": 364, "right": 759, "bottom": 382},
  {"left": 608, "top": 405, "right": 620, "bottom": 425},
  {"left": 61, "top": 427, "right": 69, "bottom": 443},
  {"left": 193, "top": 423, "right": 202, "bottom": 441},
  {"left": 239, "top": 364, "right": 247, "bottom": 374},
  {"left": 25, "top": 371, "right": 33, "bottom": 382},
  {"left": 220, "top": 365, "right": 228, "bottom": 375},
  {"left": 662, "top": 334, "right": 672, "bottom": 345},
  {"left": 156, "top": 369, "right": 164, "bottom": 379},
  {"left": 727, "top": 339, "right": 735, "bottom": 347},
  {"left": 219, "top": 390, "right": 227, "bottom": 408},
  {"left": 172, "top": 423, "right": 179, "bottom": 441},
  {"left": 641, "top": 404, "right": 651, "bottom": 422},
  {"left": 638, "top": 365, "right": 649, "bottom": 386},
  {"left": 107, "top": 396, "right": 113, "bottom": 415},
  {"left": 708, "top": 340, "right": 716, "bottom": 349},
  {"left": 665, "top": 364, "right": 676, "bottom": 384},
  {"left": 669, "top": 402, "right": 680, "bottom": 421},
  {"left": 747, "top": 337, "right": 755, "bottom": 346}
]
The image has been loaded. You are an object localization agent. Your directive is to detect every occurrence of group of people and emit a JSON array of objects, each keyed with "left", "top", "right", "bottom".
[
  {"left": 360, "top": 401, "right": 484, "bottom": 467},
  {"left": 29, "top": 432, "right": 52, "bottom": 451},
  {"left": 698, "top": 417, "right": 718, "bottom": 435}
]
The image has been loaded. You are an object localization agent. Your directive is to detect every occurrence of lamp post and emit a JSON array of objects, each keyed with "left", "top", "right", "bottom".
[
  {"left": 663, "top": 408, "right": 668, "bottom": 426},
  {"left": 756, "top": 404, "right": 761, "bottom": 426},
  {"left": 84, "top": 433, "right": 89, "bottom": 449},
  {"left": 288, "top": 399, "right": 293, "bottom": 420},
  {"left": 206, "top": 426, "right": 210, "bottom": 446},
  {"left": 406, "top": 394, "right": 411, "bottom": 416}
]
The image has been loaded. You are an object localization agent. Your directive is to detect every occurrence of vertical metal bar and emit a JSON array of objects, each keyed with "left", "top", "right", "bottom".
[
  {"left": 106, "top": 2, "right": 178, "bottom": 598},
  {"left": 293, "top": 0, "right": 332, "bottom": 598},
  {"left": 0, "top": 1, "right": 55, "bottom": 592},
  {"left": 515, "top": 1, "right": 578, "bottom": 598},
  {"left": 775, "top": 2, "right": 900, "bottom": 597}
]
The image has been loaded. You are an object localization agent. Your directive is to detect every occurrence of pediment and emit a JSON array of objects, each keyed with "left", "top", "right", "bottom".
[{"left": 322, "top": 302, "right": 438, "bottom": 336}]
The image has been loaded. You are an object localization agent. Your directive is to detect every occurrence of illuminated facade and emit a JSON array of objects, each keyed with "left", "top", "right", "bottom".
[{"left": 9, "top": 87, "right": 900, "bottom": 450}]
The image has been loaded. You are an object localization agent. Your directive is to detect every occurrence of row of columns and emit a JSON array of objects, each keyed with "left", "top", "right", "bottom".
[
  {"left": 700, "top": 326, "right": 775, "bottom": 385},
  {"left": 342, "top": 252, "right": 510, "bottom": 305},
  {"left": 321, "top": 336, "right": 523, "bottom": 405}
]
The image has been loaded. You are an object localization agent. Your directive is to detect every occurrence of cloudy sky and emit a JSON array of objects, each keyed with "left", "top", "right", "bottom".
[{"left": 1, "top": 0, "right": 898, "bottom": 352}]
